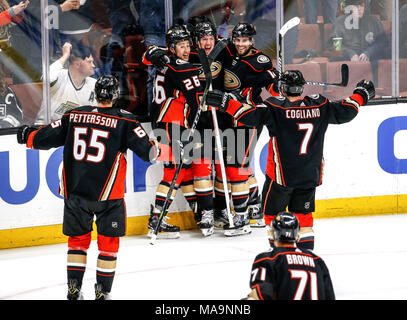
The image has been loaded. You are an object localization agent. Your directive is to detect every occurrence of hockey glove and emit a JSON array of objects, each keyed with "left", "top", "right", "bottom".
[
  {"left": 353, "top": 80, "right": 375, "bottom": 105},
  {"left": 17, "top": 125, "right": 37, "bottom": 144},
  {"left": 205, "top": 90, "right": 240, "bottom": 112},
  {"left": 146, "top": 46, "right": 170, "bottom": 70}
]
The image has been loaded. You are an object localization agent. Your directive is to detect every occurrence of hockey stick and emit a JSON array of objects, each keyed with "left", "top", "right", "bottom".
[
  {"left": 305, "top": 64, "right": 349, "bottom": 87},
  {"left": 199, "top": 42, "right": 235, "bottom": 228},
  {"left": 277, "top": 17, "right": 300, "bottom": 77},
  {"left": 149, "top": 43, "right": 226, "bottom": 245}
]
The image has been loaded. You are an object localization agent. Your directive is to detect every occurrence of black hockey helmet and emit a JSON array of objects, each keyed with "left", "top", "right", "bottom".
[
  {"left": 95, "top": 75, "right": 119, "bottom": 102},
  {"left": 272, "top": 212, "right": 300, "bottom": 243},
  {"left": 280, "top": 70, "right": 306, "bottom": 96},
  {"left": 166, "top": 24, "right": 191, "bottom": 49},
  {"left": 232, "top": 22, "right": 256, "bottom": 40},
  {"left": 187, "top": 15, "right": 212, "bottom": 31},
  {"left": 193, "top": 21, "right": 218, "bottom": 44}
]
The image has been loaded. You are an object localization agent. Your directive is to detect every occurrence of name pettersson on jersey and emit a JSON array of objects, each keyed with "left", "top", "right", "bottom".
[{"left": 69, "top": 112, "right": 118, "bottom": 129}]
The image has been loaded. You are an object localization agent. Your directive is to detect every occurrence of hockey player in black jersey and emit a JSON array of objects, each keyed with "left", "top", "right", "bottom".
[
  {"left": 212, "top": 23, "right": 279, "bottom": 231},
  {"left": 244, "top": 212, "right": 335, "bottom": 300},
  {"left": 143, "top": 24, "right": 205, "bottom": 239},
  {"left": 206, "top": 69, "right": 375, "bottom": 250},
  {"left": 16, "top": 75, "right": 160, "bottom": 300}
]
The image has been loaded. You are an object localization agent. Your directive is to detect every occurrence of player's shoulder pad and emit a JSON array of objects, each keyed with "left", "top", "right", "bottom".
[
  {"left": 304, "top": 94, "right": 328, "bottom": 104},
  {"left": 243, "top": 50, "right": 273, "bottom": 70},
  {"left": 254, "top": 247, "right": 275, "bottom": 261},
  {"left": 168, "top": 56, "right": 197, "bottom": 72},
  {"left": 265, "top": 96, "right": 286, "bottom": 107},
  {"left": 119, "top": 109, "right": 133, "bottom": 116}
]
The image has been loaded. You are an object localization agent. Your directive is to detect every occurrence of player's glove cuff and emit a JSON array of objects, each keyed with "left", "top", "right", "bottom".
[
  {"left": 205, "top": 90, "right": 232, "bottom": 112},
  {"left": 353, "top": 80, "right": 375, "bottom": 105}
]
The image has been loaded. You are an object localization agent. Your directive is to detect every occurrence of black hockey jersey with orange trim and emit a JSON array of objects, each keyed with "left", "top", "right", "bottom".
[
  {"left": 189, "top": 48, "right": 233, "bottom": 130},
  {"left": 219, "top": 42, "right": 279, "bottom": 105},
  {"left": 224, "top": 93, "right": 363, "bottom": 188},
  {"left": 250, "top": 246, "right": 335, "bottom": 300},
  {"left": 152, "top": 56, "right": 203, "bottom": 128},
  {"left": 26, "top": 105, "right": 157, "bottom": 201}
]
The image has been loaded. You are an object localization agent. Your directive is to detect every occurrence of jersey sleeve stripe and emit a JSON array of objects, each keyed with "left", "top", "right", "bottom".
[
  {"left": 99, "top": 152, "right": 123, "bottom": 201},
  {"left": 26, "top": 129, "right": 40, "bottom": 149},
  {"left": 252, "top": 284, "right": 264, "bottom": 300}
]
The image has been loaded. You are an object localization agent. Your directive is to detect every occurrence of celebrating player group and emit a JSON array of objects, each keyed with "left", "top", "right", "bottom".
[{"left": 16, "top": 15, "right": 375, "bottom": 300}]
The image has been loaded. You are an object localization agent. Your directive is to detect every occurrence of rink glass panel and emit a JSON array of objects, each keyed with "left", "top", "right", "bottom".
[{"left": 1, "top": 0, "right": 405, "bottom": 131}]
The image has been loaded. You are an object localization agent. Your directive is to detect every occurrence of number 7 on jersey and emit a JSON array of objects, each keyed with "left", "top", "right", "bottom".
[{"left": 297, "top": 123, "right": 314, "bottom": 155}]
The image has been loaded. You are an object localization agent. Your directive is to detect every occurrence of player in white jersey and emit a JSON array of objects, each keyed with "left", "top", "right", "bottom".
[{"left": 35, "top": 42, "right": 96, "bottom": 124}]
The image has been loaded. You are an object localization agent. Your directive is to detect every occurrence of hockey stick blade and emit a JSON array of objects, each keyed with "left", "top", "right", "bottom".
[
  {"left": 278, "top": 17, "right": 301, "bottom": 84},
  {"left": 279, "top": 17, "right": 300, "bottom": 38},
  {"left": 305, "top": 64, "right": 349, "bottom": 87}
]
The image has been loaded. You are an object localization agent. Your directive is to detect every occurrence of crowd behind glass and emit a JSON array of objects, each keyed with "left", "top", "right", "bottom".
[{"left": 0, "top": 0, "right": 405, "bottom": 128}]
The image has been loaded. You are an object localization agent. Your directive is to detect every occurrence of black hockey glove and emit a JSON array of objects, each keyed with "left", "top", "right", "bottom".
[
  {"left": 17, "top": 125, "right": 37, "bottom": 144},
  {"left": 353, "top": 80, "right": 375, "bottom": 105},
  {"left": 146, "top": 46, "right": 170, "bottom": 69},
  {"left": 205, "top": 90, "right": 241, "bottom": 112}
]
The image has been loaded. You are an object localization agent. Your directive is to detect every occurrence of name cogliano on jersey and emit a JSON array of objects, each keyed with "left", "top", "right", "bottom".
[{"left": 286, "top": 108, "right": 321, "bottom": 120}]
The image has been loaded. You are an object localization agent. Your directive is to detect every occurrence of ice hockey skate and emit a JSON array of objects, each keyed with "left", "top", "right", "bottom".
[
  {"left": 214, "top": 208, "right": 229, "bottom": 229},
  {"left": 248, "top": 203, "right": 266, "bottom": 228},
  {"left": 223, "top": 212, "right": 251, "bottom": 237},
  {"left": 67, "top": 279, "right": 84, "bottom": 300},
  {"left": 147, "top": 205, "right": 180, "bottom": 239},
  {"left": 95, "top": 283, "right": 111, "bottom": 300},
  {"left": 197, "top": 209, "right": 215, "bottom": 237}
]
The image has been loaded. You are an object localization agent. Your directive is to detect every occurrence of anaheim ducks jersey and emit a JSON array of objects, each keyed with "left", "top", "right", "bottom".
[
  {"left": 220, "top": 42, "right": 279, "bottom": 105},
  {"left": 188, "top": 48, "right": 233, "bottom": 131},
  {"left": 26, "top": 105, "right": 158, "bottom": 201},
  {"left": 224, "top": 93, "right": 363, "bottom": 188},
  {"left": 152, "top": 56, "right": 203, "bottom": 128},
  {"left": 250, "top": 246, "right": 335, "bottom": 300}
]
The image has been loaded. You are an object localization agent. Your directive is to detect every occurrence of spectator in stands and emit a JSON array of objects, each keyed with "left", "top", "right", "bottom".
[
  {"left": 328, "top": 0, "right": 388, "bottom": 82},
  {"left": 35, "top": 42, "right": 96, "bottom": 124},
  {"left": 9, "top": 0, "right": 70, "bottom": 83},
  {"left": 0, "top": 68, "right": 23, "bottom": 128},
  {"left": 400, "top": 3, "right": 407, "bottom": 58},
  {"left": 329, "top": 0, "right": 388, "bottom": 61},
  {"left": 56, "top": 0, "right": 94, "bottom": 47},
  {"left": 0, "top": 0, "right": 28, "bottom": 27},
  {"left": 303, "top": 0, "right": 338, "bottom": 24},
  {"left": 0, "top": 0, "right": 29, "bottom": 81}
]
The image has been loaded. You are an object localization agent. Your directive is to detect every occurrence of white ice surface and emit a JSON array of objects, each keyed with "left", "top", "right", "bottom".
[{"left": 0, "top": 214, "right": 406, "bottom": 300}]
